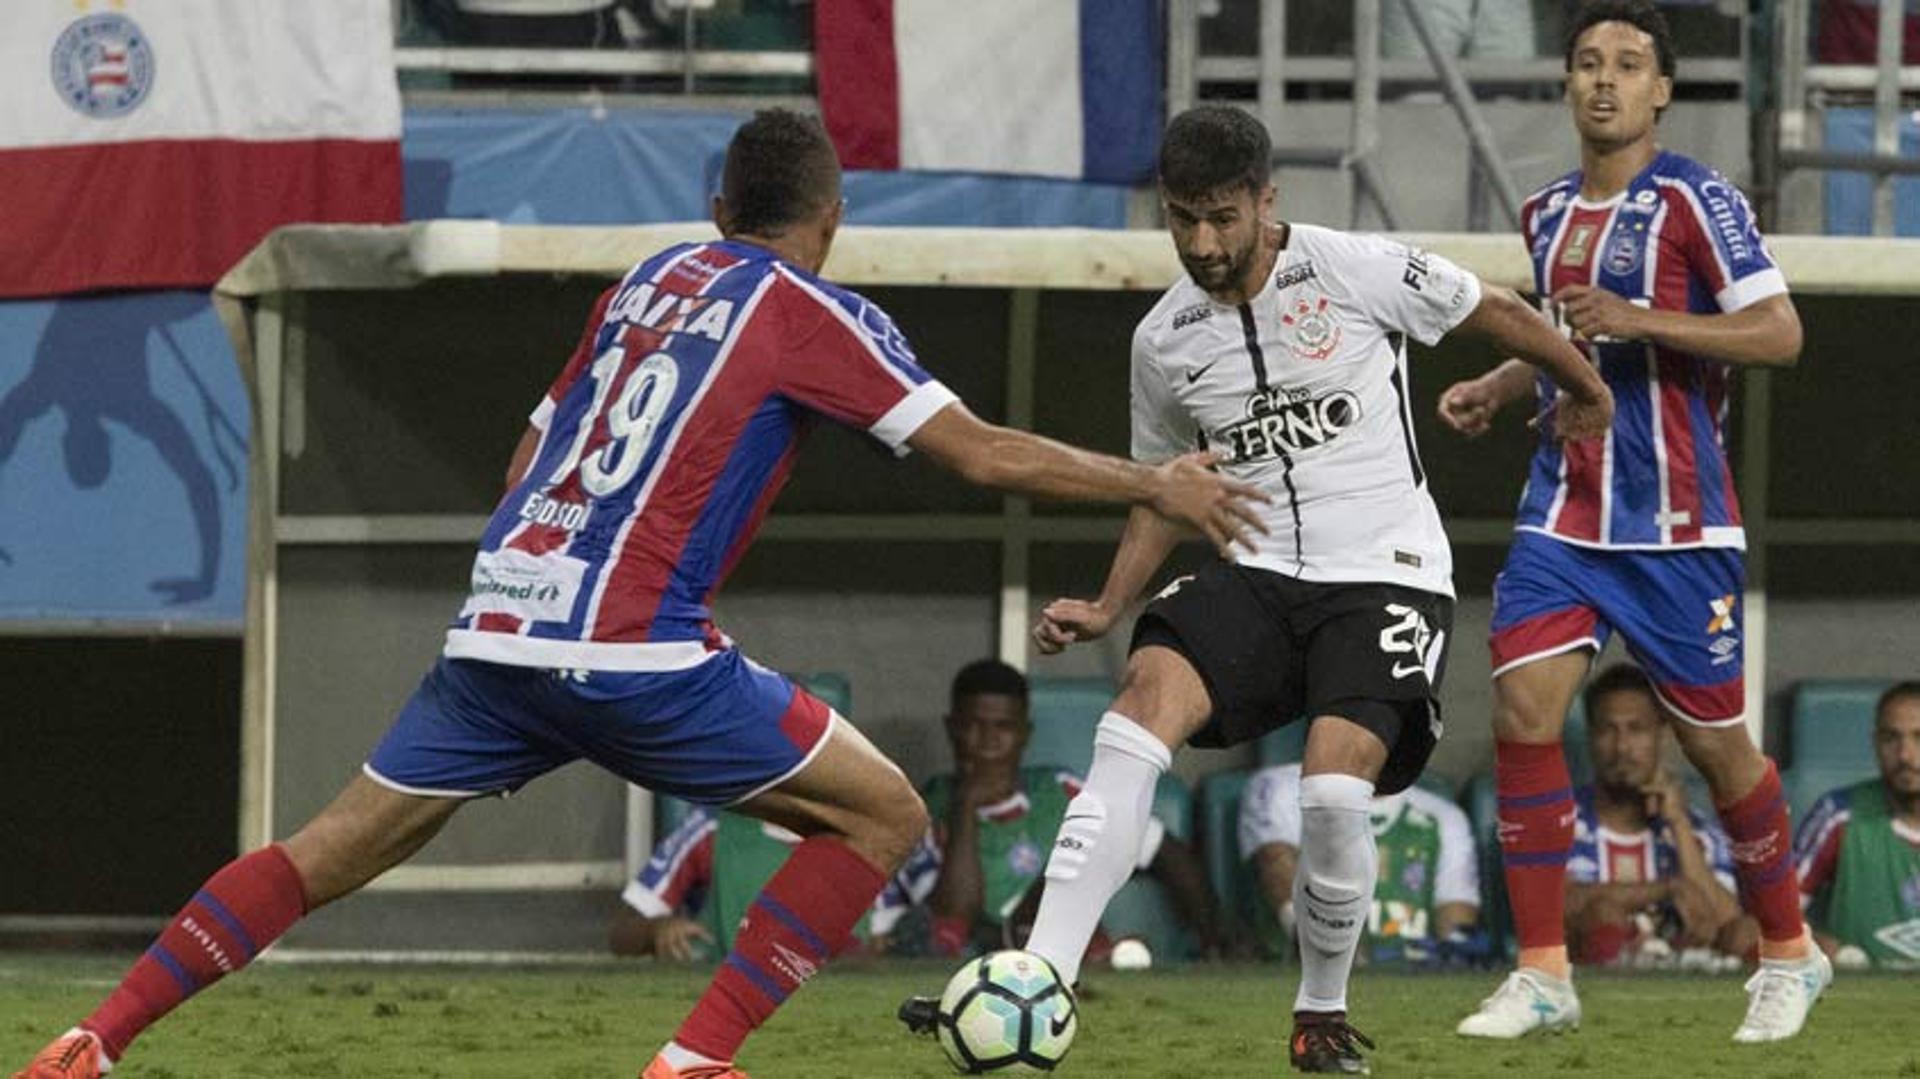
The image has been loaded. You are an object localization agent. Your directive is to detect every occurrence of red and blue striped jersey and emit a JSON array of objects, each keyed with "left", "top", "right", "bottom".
[
  {"left": 445, "top": 239, "right": 956, "bottom": 671},
  {"left": 1515, "top": 150, "right": 1786, "bottom": 550}
]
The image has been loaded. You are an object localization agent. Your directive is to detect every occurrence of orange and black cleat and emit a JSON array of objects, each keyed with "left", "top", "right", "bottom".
[
  {"left": 639, "top": 1054, "right": 751, "bottom": 1079},
  {"left": 1290, "top": 1011, "right": 1375, "bottom": 1075},
  {"left": 12, "top": 1029, "right": 111, "bottom": 1079}
]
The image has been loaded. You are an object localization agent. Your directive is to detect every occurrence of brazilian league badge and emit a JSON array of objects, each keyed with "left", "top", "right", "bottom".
[{"left": 52, "top": 12, "right": 155, "bottom": 119}]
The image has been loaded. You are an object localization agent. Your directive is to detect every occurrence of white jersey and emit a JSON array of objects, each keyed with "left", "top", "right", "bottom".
[{"left": 1131, "top": 224, "right": 1481, "bottom": 597}]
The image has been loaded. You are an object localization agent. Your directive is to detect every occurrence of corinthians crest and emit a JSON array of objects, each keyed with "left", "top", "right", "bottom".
[{"left": 1281, "top": 295, "right": 1341, "bottom": 361}]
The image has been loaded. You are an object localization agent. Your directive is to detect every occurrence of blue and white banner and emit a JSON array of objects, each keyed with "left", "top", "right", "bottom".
[{"left": 0, "top": 292, "right": 247, "bottom": 624}]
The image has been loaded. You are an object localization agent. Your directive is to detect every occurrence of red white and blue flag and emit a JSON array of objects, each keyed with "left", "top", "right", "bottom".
[
  {"left": 0, "top": 0, "right": 402, "bottom": 298},
  {"left": 813, "top": 0, "right": 1162, "bottom": 184}
]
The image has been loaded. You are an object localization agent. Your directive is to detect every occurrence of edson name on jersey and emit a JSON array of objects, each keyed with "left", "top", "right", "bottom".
[{"left": 1215, "top": 384, "right": 1363, "bottom": 464}]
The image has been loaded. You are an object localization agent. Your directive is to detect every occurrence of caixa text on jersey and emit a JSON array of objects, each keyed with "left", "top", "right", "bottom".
[{"left": 1215, "top": 385, "right": 1362, "bottom": 464}]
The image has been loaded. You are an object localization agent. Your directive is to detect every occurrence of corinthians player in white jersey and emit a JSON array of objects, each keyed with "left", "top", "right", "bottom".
[{"left": 1010, "top": 106, "right": 1610, "bottom": 1074}]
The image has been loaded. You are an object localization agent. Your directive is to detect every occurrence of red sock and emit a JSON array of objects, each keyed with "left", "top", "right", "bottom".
[
  {"left": 83, "top": 845, "right": 309, "bottom": 1060},
  {"left": 672, "top": 836, "right": 886, "bottom": 1062},
  {"left": 1496, "top": 740, "right": 1576, "bottom": 952},
  {"left": 1716, "top": 760, "right": 1806, "bottom": 944}
]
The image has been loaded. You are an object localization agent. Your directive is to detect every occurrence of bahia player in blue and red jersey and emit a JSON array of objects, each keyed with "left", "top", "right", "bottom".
[
  {"left": 13, "top": 111, "right": 1265, "bottom": 1079},
  {"left": 1441, "top": 1, "right": 1830, "bottom": 1046}
]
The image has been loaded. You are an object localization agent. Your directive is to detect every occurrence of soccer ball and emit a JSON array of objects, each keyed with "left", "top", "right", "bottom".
[{"left": 935, "top": 949, "right": 1077, "bottom": 1074}]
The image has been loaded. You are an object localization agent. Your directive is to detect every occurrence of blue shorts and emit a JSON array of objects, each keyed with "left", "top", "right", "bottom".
[
  {"left": 1488, "top": 531, "right": 1746, "bottom": 726},
  {"left": 365, "top": 651, "right": 835, "bottom": 805}
]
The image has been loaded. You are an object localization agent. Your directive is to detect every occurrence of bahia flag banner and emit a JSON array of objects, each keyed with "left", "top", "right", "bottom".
[
  {"left": 814, "top": 0, "right": 1162, "bottom": 185},
  {"left": 0, "top": 0, "right": 403, "bottom": 298}
]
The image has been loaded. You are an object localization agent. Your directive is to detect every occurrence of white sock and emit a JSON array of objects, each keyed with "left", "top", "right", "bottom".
[
  {"left": 1291, "top": 772, "right": 1377, "bottom": 1015},
  {"left": 659, "top": 1041, "right": 727, "bottom": 1068},
  {"left": 1024, "top": 712, "right": 1171, "bottom": 986}
]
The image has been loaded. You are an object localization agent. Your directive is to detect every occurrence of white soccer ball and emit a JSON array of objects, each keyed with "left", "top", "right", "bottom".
[
  {"left": 1109, "top": 937, "right": 1153, "bottom": 971},
  {"left": 935, "top": 949, "right": 1078, "bottom": 1074}
]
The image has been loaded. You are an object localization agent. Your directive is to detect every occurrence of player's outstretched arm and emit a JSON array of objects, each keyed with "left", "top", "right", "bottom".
[
  {"left": 1454, "top": 284, "right": 1614, "bottom": 441},
  {"left": 908, "top": 401, "right": 1268, "bottom": 556},
  {"left": 1552, "top": 286, "right": 1802, "bottom": 369},
  {"left": 1033, "top": 504, "right": 1184, "bottom": 654},
  {"left": 1436, "top": 359, "right": 1536, "bottom": 438}
]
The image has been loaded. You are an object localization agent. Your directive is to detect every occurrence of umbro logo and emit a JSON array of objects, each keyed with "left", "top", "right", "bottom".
[{"left": 769, "top": 942, "right": 819, "bottom": 984}]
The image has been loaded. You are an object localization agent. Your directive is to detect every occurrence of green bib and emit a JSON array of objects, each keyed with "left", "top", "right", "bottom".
[
  {"left": 923, "top": 767, "right": 1072, "bottom": 928},
  {"left": 1367, "top": 798, "right": 1444, "bottom": 947},
  {"left": 702, "top": 813, "right": 873, "bottom": 954},
  {"left": 1821, "top": 781, "right": 1920, "bottom": 966}
]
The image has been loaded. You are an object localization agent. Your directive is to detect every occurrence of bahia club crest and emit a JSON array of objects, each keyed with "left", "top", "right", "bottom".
[{"left": 51, "top": 3, "right": 155, "bottom": 119}]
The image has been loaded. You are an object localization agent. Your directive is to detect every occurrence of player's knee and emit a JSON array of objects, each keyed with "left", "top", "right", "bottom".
[
  {"left": 861, "top": 786, "right": 929, "bottom": 872},
  {"left": 1491, "top": 691, "right": 1561, "bottom": 743}
]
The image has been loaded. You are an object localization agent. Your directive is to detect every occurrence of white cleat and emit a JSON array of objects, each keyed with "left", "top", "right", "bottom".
[
  {"left": 1732, "top": 948, "right": 1832, "bottom": 1044},
  {"left": 1455, "top": 969, "right": 1582, "bottom": 1039}
]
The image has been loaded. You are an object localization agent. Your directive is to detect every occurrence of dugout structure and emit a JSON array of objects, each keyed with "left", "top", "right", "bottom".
[{"left": 216, "top": 223, "right": 1920, "bottom": 955}]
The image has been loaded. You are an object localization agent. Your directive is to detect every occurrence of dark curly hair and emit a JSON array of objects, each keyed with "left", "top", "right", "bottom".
[
  {"left": 951, "top": 659, "right": 1029, "bottom": 709},
  {"left": 1564, "top": 0, "right": 1676, "bottom": 80},
  {"left": 720, "top": 108, "right": 841, "bottom": 237},
  {"left": 1158, "top": 105, "right": 1271, "bottom": 201}
]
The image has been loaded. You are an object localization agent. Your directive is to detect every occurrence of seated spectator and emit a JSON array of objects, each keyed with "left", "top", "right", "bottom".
[
  {"left": 1239, "top": 762, "right": 1482, "bottom": 964},
  {"left": 1816, "top": 0, "right": 1920, "bottom": 64},
  {"left": 878, "top": 659, "right": 1233, "bottom": 961},
  {"left": 1794, "top": 681, "right": 1920, "bottom": 967},
  {"left": 609, "top": 807, "right": 914, "bottom": 959},
  {"left": 1383, "top": 0, "right": 1536, "bottom": 60},
  {"left": 1566, "top": 663, "right": 1757, "bottom": 966}
]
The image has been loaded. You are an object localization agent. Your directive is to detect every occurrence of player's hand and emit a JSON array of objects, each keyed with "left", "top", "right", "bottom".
[
  {"left": 1532, "top": 383, "right": 1614, "bottom": 442},
  {"left": 653, "top": 916, "right": 714, "bottom": 962},
  {"left": 1667, "top": 878, "right": 1722, "bottom": 946},
  {"left": 1641, "top": 770, "right": 1688, "bottom": 825},
  {"left": 1552, "top": 284, "right": 1647, "bottom": 342},
  {"left": 1034, "top": 597, "right": 1117, "bottom": 655},
  {"left": 1147, "top": 451, "right": 1271, "bottom": 556},
  {"left": 1437, "top": 378, "right": 1502, "bottom": 438}
]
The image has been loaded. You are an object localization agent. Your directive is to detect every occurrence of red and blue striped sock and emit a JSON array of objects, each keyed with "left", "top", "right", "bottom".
[
  {"left": 1495, "top": 739, "right": 1576, "bottom": 956},
  {"left": 1716, "top": 760, "right": 1807, "bottom": 947},
  {"left": 669, "top": 835, "right": 886, "bottom": 1063},
  {"left": 83, "top": 845, "right": 308, "bottom": 1060}
]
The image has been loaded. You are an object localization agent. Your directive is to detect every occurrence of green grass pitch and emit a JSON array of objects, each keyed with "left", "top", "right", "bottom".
[{"left": 4, "top": 954, "right": 1915, "bottom": 1077}]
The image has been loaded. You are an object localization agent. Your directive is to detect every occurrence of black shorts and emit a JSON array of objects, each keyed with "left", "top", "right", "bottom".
[{"left": 1129, "top": 561, "right": 1453, "bottom": 795}]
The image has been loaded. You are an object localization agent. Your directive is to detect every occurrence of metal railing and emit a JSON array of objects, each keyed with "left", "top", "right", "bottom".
[{"left": 1775, "top": 0, "right": 1918, "bottom": 236}]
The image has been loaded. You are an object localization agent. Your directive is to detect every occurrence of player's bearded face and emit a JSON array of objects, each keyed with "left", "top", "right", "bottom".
[
  {"left": 1565, "top": 21, "right": 1671, "bottom": 148},
  {"left": 1590, "top": 695, "right": 1662, "bottom": 794},
  {"left": 1165, "top": 186, "right": 1267, "bottom": 295},
  {"left": 1875, "top": 701, "right": 1920, "bottom": 798}
]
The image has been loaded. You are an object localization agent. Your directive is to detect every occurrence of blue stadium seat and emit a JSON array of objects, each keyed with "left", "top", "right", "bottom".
[
  {"left": 1784, "top": 764, "right": 1874, "bottom": 823},
  {"left": 654, "top": 671, "right": 855, "bottom": 842},
  {"left": 1788, "top": 680, "right": 1890, "bottom": 771},
  {"left": 1257, "top": 722, "right": 1306, "bottom": 766},
  {"left": 1025, "top": 676, "right": 1114, "bottom": 773},
  {"left": 1199, "top": 770, "right": 1254, "bottom": 926}
]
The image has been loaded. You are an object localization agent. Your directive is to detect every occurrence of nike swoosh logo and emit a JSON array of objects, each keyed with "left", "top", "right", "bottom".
[
  {"left": 1390, "top": 662, "right": 1425, "bottom": 680},
  {"left": 1050, "top": 1012, "right": 1073, "bottom": 1037},
  {"left": 1186, "top": 360, "right": 1219, "bottom": 384}
]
